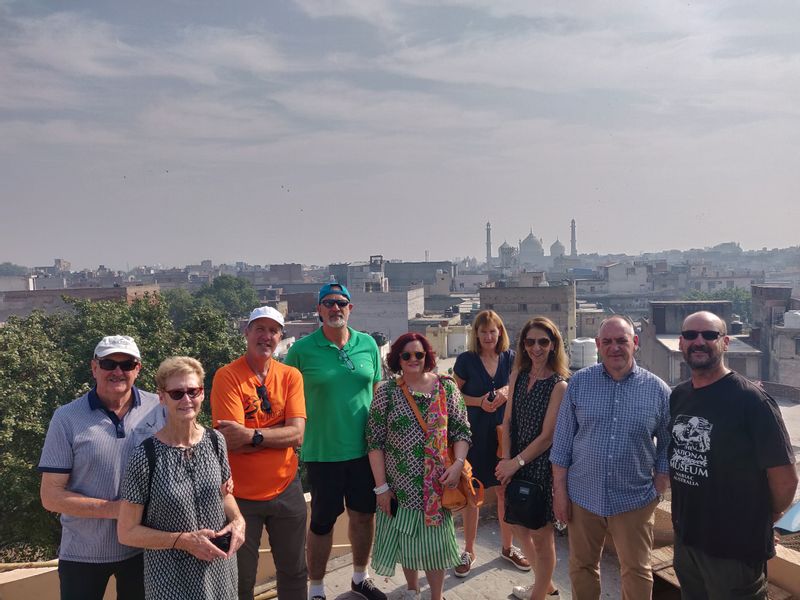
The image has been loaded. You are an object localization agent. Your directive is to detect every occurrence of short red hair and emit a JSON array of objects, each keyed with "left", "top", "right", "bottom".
[{"left": 386, "top": 333, "right": 437, "bottom": 374}]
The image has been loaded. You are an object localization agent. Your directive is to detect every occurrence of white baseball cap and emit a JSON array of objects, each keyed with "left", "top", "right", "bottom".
[
  {"left": 94, "top": 335, "right": 141, "bottom": 360},
  {"left": 247, "top": 306, "right": 285, "bottom": 328}
]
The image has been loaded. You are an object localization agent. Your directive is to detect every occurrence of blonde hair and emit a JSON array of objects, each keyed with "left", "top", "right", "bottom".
[
  {"left": 513, "top": 317, "right": 570, "bottom": 379},
  {"left": 155, "top": 356, "right": 205, "bottom": 390},
  {"left": 468, "top": 310, "right": 510, "bottom": 354}
]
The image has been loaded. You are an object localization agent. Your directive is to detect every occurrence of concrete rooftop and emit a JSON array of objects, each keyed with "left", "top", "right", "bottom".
[{"left": 275, "top": 506, "right": 683, "bottom": 600}]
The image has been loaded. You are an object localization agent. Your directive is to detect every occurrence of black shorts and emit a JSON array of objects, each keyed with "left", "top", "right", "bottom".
[{"left": 306, "top": 455, "right": 376, "bottom": 535}]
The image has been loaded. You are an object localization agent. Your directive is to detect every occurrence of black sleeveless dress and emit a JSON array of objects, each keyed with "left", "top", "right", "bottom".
[{"left": 508, "top": 371, "right": 564, "bottom": 524}]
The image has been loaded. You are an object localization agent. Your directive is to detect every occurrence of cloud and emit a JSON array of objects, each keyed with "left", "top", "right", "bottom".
[{"left": 292, "top": 0, "right": 400, "bottom": 31}]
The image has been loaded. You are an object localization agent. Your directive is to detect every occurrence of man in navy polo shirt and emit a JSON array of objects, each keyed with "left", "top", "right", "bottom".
[{"left": 39, "top": 335, "right": 164, "bottom": 600}]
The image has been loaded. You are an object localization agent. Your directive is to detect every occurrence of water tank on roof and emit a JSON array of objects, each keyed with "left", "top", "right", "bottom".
[
  {"left": 570, "top": 338, "right": 597, "bottom": 370},
  {"left": 784, "top": 311, "right": 800, "bottom": 328}
]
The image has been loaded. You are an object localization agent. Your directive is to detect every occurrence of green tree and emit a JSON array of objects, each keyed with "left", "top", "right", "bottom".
[
  {"left": 195, "top": 275, "right": 259, "bottom": 320},
  {"left": 0, "top": 262, "right": 29, "bottom": 276},
  {"left": 0, "top": 295, "right": 245, "bottom": 560},
  {"left": 161, "top": 288, "right": 197, "bottom": 328},
  {"left": 176, "top": 304, "right": 245, "bottom": 420},
  {"left": 685, "top": 287, "right": 752, "bottom": 323},
  {"left": 0, "top": 312, "right": 72, "bottom": 558}
]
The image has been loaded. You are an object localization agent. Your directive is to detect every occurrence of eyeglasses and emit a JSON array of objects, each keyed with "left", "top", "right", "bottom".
[
  {"left": 523, "top": 337, "right": 552, "bottom": 348},
  {"left": 164, "top": 387, "right": 203, "bottom": 400},
  {"left": 256, "top": 385, "right": 271, "bottom": 413},
  {"left": 338, "top": 348, "right": 354, "bottom": 371},
  {"left": 400, "top": 351, "right": 426, "bottom": 361},
  {"left": 681, "top": 330, "right": 724, "bottom": 341},
  {"left": 97, "top": 358, "right": 139, "bottom": 372},
  {"left": 321, "top": 299, "right": 350, "bottom": 309}
]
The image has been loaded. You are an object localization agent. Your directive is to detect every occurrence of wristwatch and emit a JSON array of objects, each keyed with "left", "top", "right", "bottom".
[
  {"left": 516, "top": 455, "right": 525, "bottom": 467},
  {"left": 251, "top": 430, "right": 264, "bottom": 447}
]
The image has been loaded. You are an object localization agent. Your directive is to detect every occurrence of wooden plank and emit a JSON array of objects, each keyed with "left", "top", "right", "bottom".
[
  {"left": 651, "top": 546, "right": 676, "bottom": 572},
  {"left": 654, "top": 566, "right": 681, "bottom": 588},
  {"left": 767, "top": 582, "right": 794, "bottom": 600}
]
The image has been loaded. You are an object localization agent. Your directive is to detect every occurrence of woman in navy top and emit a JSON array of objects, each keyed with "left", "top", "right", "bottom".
[{"left": 452, "top": 310, "right": 529, "bottom": 577}]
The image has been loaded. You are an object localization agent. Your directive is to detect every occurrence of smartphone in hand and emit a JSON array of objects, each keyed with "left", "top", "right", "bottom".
[{"left": 211, "top": 532, "right": 232, "bottom": 552}]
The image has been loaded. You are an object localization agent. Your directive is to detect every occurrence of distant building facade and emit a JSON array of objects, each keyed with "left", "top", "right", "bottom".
[
  {"left": 637, "top": 300, "right": 761, "bottom": 386},
  {"left": 0, "top": 284, "right": 160, "bottom": 323},
  {"left": 479, "top": 282, "right": 577, "bottom": 345}
]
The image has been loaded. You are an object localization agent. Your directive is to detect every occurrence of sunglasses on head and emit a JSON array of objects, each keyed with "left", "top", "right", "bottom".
[
  {"left": 164, "top": 387, "right": 203, "bottom": 400},
  {"left": 523, "top": 337, "right": 552, "bottom": 348},
  {"left": 681, "top": 330, "right": 723, "bottom": 341},
  {"left": 256, "top": 384, "right": 271, "bottom": 413},
  {"left": 400, "top": 351, "right": 426, "bottom": 361},
  {"left": 321, "top": 299, "right": 349, "bottom": 309},
  {"left": 97, "top": 358, "right": 139, "bottom": 372}
]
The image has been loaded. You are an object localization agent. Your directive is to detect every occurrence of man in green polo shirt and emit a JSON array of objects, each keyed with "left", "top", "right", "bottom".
[{"left": 284, "top": 283, "right": 385, "bottom": 600}]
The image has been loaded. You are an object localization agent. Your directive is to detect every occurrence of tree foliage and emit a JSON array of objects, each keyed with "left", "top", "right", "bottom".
[
  {"left": 0, "top": 262, "right": 29, "bottom": 276},
  {"left": 194, "top": 275, "right": 259, "bottom": 320},
  {"left": 685, "top": 287, "right": 752, "bottom": 323},
  {"left": 0, "top": 293, "right": 244, "bottom": 560}
]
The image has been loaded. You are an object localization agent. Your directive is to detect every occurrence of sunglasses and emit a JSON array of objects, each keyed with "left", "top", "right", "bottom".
[
  {"left": 321, "top": 299, "right": 350, "bottom": 309},
  {"left": 97, "top": 358, "right": 139, "bottom": 372},
  {"left": 338, "top": 348, "right": 355, "bottom": 371},
  {"left": 164, "top": 387, "right": 203, "bottom": 401},
  {"left": 400, "top": 351, "right": 426, "bottom": 361},
  {"left": 681, "top": 330, "right": 724, "bottom": 341},
  {"left": 256, "top": 384, "right": 271, "bottom": 413},
  {"left": 523, "top": 337, "right": 552, "bottom": 348}
]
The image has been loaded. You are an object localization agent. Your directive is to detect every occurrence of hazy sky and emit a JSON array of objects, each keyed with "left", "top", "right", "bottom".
[{"left": 1, "top": 1, "right": 799, "bottom": 270}]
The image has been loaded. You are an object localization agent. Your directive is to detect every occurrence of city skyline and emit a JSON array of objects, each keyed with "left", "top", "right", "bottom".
[{"left": 2, "top": 1, "right": 799, "bottom": 271}]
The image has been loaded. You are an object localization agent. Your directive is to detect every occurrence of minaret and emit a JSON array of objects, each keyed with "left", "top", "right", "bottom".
[
  {"left": 486, "top": 221, "right": 492, "bottom": 265},
  {"left": 570, "top": 219, "right": 577, "bottom": 257}
]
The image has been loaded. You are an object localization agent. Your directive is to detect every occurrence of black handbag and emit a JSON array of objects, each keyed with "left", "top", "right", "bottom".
[{"left": 504, "top": 479, "right": 548, "bottom": 530}]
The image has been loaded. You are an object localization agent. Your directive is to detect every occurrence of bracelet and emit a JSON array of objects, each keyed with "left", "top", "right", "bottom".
[
  {"left": 171, "top": 532, "right": 183, "bottom": 550},
  {"left": 454, "top": 457, "right": 465, "bottom": 464},
  {"left": 373, "top": 483, "right": 390, "bottom": 495}
]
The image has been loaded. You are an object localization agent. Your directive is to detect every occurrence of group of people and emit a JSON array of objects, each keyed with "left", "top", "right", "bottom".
[{"left": 38, "top": 280, "right": 797, "bottom": 600}]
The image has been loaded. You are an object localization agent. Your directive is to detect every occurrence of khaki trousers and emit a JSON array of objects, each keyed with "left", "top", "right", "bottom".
[{"left": 568, "top": 499, "right": 658, "bottom": 600}]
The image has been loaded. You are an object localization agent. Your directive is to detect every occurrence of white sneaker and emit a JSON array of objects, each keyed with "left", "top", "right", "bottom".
[
  {"left": 512, "top": 585, "right": 560, "bottom": 599},
  {"left": 400, "top": 589, "right": 420, "bottom": 600},
  {"left": 512, "top": 585, "right": 531, "bottom": 600}
]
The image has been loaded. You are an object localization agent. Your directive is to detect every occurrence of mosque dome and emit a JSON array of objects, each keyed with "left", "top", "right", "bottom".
[
  {"left": 550, "top": 238, "right": 565, "bottom": 257},
  {"left": 519, "top": 230, "right": 543, "bottom": 254}
]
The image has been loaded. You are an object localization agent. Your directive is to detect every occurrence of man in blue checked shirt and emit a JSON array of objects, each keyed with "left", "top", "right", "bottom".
[{"left": 551, "top": 315, "right": 671, "bottom": 600}]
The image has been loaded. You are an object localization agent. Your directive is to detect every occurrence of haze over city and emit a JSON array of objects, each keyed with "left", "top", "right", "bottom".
[{"left": 1, "top": 1, "right": 799, "bottom": 271}]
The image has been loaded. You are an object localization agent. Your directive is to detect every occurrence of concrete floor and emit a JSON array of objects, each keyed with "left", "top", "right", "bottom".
[{"left": 295, "top": 510, "right": 682, "bottom": 600}]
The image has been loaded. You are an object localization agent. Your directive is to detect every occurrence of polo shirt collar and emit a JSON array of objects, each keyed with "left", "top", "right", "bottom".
[
  {"left": 315, "top": 326, "right": 355, "bottom": 348},
  {"left": 600, "top": 360, "right": 639, "bottom": 382},
  {"left": 88, "top": 386, "right": 142, "bottom": 410}
]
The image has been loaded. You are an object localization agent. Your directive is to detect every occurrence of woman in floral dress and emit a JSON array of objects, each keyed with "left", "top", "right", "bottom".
[{"left": 366, "top": 333, "right": 471, "bottom": 600}]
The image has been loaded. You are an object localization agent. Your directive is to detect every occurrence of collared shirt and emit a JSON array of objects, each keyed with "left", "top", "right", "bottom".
[
  {"left": 284, "top": 327, "right": 382, "bottom": 462},
  {"left": 550, "top": 362, "right": 671, "bottom": 517},
  {"left": 38, "top": 387, "right": 165, "bottom": 563}
]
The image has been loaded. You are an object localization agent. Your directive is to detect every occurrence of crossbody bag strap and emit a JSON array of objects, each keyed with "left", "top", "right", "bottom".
[
  {"left": 397, "top": 377, "right": 428, "bottom": 434},
  {"left": 143, "top": 436, "right": 156, "bottom": 526}
]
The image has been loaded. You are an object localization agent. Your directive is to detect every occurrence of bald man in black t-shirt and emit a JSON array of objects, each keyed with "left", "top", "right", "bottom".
[{"left": 669, "top": 311, "right": 797, "bottom": 600}]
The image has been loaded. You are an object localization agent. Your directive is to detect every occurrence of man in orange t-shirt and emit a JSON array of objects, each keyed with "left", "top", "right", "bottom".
[{"left": 211, "top": 306, "right": 307, "bottom": 600}]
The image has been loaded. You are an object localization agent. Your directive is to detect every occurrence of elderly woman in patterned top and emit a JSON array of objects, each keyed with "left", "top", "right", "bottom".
[
  {"left": 366, "top": 333, "right": 471, "bottom": 600},
  {"left": 118, "top": 357, "right": 245, "bottom": 600}
]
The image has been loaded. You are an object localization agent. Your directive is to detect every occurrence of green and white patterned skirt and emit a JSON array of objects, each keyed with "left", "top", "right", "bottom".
[{"left": 371, "top": 506, "right": 461, "bottom": 576}]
